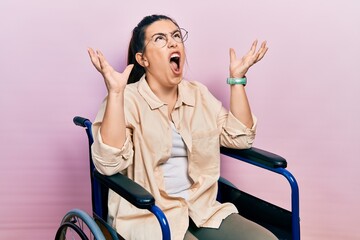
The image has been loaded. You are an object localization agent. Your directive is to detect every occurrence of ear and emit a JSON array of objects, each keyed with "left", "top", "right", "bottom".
[{"left": 135, "top": 53, "right": 149, "bottom": 67}]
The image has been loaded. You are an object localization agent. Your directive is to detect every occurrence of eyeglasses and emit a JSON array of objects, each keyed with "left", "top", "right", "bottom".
[{"left": 143, "top": 28, "right": 188, "bottom": 51}]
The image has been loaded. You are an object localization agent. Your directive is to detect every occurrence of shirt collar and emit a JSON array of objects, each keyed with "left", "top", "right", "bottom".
[
  {"left": 137, "top": 75, "right": 195, "bottom": 110},
  {"left": 177, "top": 80, "right": 195, "bottom": 107}
]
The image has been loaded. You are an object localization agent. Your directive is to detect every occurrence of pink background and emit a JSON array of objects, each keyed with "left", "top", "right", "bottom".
[{"left": 1, "top": 0, "right": 359, "bottom": 239}]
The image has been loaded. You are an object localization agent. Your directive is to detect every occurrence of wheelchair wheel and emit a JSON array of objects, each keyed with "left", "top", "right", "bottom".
[
  {"left": 55, "top": 221, "right": 89, "bottom": 240},
  {"left": 55, "top": 209, "right": 106, "bottom": 240}
]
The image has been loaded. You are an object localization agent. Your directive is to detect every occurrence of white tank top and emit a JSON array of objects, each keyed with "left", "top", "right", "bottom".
[{"left": 161, "top": 122, "right": 192, "bottom": 199}]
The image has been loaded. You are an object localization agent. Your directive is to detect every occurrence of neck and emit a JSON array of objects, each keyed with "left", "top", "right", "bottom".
[
  {"left": 145, "top": 76, "right": 179, "bottom": 104},
  {"left": 145, "top": 76, "right": 179, "bottom": 121},
  {"left": 155, "top": 86, "right": 178, "bottom": 106}
]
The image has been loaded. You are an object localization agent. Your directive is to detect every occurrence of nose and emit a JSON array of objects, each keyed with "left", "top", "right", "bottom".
[{"left": 167, "top": 35, "right": 178, "bottom": 48}]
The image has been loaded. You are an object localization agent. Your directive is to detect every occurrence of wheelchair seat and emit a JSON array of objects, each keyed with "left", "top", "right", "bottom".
[{"left": 55, "top": 116, "right": 300, "bottom": 240}]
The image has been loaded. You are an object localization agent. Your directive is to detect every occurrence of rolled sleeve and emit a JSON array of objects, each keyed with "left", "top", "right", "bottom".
[
  {"left": 91, "top": 124, "right": 134, "bottom": 176},
  {"left": 220, "top": 111, "right": 257, "bottom": 149}
]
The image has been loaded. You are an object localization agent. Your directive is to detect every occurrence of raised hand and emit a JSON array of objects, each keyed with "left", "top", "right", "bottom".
[
  {"left": 88, "top": 48, "right": 134, "bottom": 94},
  {"left": 229, "top": 40, "right": 268, "bottom": 78}
]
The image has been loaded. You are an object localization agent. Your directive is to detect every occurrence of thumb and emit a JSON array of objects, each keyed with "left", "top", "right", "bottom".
[
  {"left": 123, "top": 64, "right": 134, "bottom": 78},
  {"left": 229, "top": 48, "right": 236, "bottom": 63}
]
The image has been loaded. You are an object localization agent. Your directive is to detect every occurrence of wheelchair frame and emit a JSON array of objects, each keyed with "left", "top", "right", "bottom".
[{"left": 55, "top": 116, "right": 300, "bottom": 240}]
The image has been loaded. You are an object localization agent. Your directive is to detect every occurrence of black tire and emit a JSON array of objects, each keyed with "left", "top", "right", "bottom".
[
  {"left": 55, "top": 221, "right": 89, "bottom": 240},
  {"left": 55, "top": 209, "right": 105, "bottom": 240}
]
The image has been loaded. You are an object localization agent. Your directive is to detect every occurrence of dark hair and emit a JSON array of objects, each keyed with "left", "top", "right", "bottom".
[{"left": 127, "top": 14, "right": 180, "bottom": 84}]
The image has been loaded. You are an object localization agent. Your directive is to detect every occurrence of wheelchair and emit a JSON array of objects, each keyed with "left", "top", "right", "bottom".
[{"left": 55, "top": 116, "right": 300, "bottom": 240}]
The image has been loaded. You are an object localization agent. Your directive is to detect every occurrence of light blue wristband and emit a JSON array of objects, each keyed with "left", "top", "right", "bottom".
[{"left": 226, "top": 77, "right": 247, "bottom": 85}]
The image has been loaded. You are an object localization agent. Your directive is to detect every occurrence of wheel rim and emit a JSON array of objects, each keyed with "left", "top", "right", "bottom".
[{"left": 55, "top": 219, "right": 90, "bottom": 240}]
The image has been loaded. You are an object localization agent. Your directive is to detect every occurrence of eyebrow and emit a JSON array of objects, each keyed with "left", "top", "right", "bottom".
[{"left": 150, "top": 29, "right": 180, "bottom": 38}]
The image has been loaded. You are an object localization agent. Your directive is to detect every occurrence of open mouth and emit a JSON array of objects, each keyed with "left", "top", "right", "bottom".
[{"left": 170, "top": 53, "right": 181, "bottom": 73}]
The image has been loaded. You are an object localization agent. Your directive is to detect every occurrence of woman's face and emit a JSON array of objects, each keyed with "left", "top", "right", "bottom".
[{"left": 140, "top": 20, "right": 186, "bottom": 88}]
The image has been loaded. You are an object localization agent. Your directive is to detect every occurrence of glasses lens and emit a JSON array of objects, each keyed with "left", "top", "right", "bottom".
[
  {"left": 180, "top": 28, "right": 188, "bottom": 42},
  {"left": 172, "top": 30, "right": 183, "bottom": 43},
  {"left": 152, "top": 33, "right": 167, "bottom": 48}
]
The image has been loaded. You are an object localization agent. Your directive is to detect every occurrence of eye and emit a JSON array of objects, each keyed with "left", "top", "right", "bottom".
[
  {"left": 153, "top": 34, "right": 166, "bottom": 43},
  {"left": 173, "top": 31, "right": 182, "bottom": 41}
]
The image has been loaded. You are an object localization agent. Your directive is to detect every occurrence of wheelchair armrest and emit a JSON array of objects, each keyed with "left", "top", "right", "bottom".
[
  {"left": 220, "top": 147, "right": 287, "bottom": 169},
  {"left": 93, "top": 170, "right": 155, "bottom": 210}
]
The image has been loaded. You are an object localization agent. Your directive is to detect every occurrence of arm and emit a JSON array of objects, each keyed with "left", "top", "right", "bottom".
[
  {"left": 88, "top": 48, "right": 134, "bottom": 149},
  {"left": 229, "top": 40, "right": 268, "bottom": 128}
]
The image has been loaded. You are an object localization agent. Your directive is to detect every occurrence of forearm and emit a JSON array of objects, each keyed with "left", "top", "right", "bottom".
[
  {"left": 100, "top": 92, "right": 127, "bottom": 149},
  {"left": 230, "top": 84, "right": 254, "bottom": 128},
  {"left": 227, "top": 41, "right": 267, "bottom": 129}
]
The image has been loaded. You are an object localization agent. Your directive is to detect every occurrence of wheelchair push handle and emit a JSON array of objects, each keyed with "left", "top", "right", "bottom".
[{"left": 73, "top": 116, "right": 91, "bottom": 127}]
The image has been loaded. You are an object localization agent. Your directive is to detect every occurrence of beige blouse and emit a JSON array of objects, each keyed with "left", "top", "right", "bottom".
[{"left": 91, "top": 76, "right": 257, "bottom": 240}]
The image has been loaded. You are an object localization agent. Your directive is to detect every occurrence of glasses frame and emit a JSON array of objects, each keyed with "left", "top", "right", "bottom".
[{"left": 142, "top": 28, "right": 188, "bottom": 52}]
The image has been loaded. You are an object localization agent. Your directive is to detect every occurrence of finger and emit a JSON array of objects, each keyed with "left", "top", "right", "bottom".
[
  {"left": 96, "top": 50, "right": 110, "bottom": 70},
  {"left": 87, "top": 47, "right": 96, "bottom": 60},
  {"left": 256, "top": 47, "right": 268, "bottom": 62},
  {"left": 250, "top": 40, "right": 258, "bottom": 54},
  {"left": 255, "top": 41, "right": 268, "bottom": 62},
  {"left": 123, "top": 64, "right": 134, "bottom": 79},
  {"left": 87, "top": 47, "right": 95, "bottom": 56},
  {"left": 260, "top": 40, "right": 267, "bottom": 49},
  {"left": 229, "top": 48, "right": 236, "bottom": 63},
  {"left": 88, "top": 48, "right": 101, "bottom": 69}
]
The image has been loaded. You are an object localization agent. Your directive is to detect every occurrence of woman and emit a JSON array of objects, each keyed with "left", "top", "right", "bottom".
[{"left": 88, "top": 14, "right": 276, "bottom": 240}]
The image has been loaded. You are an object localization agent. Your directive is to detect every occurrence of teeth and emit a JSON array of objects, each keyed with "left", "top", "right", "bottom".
[{"left": 170, "top": 53, "right": 180, "bottom": 58}]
